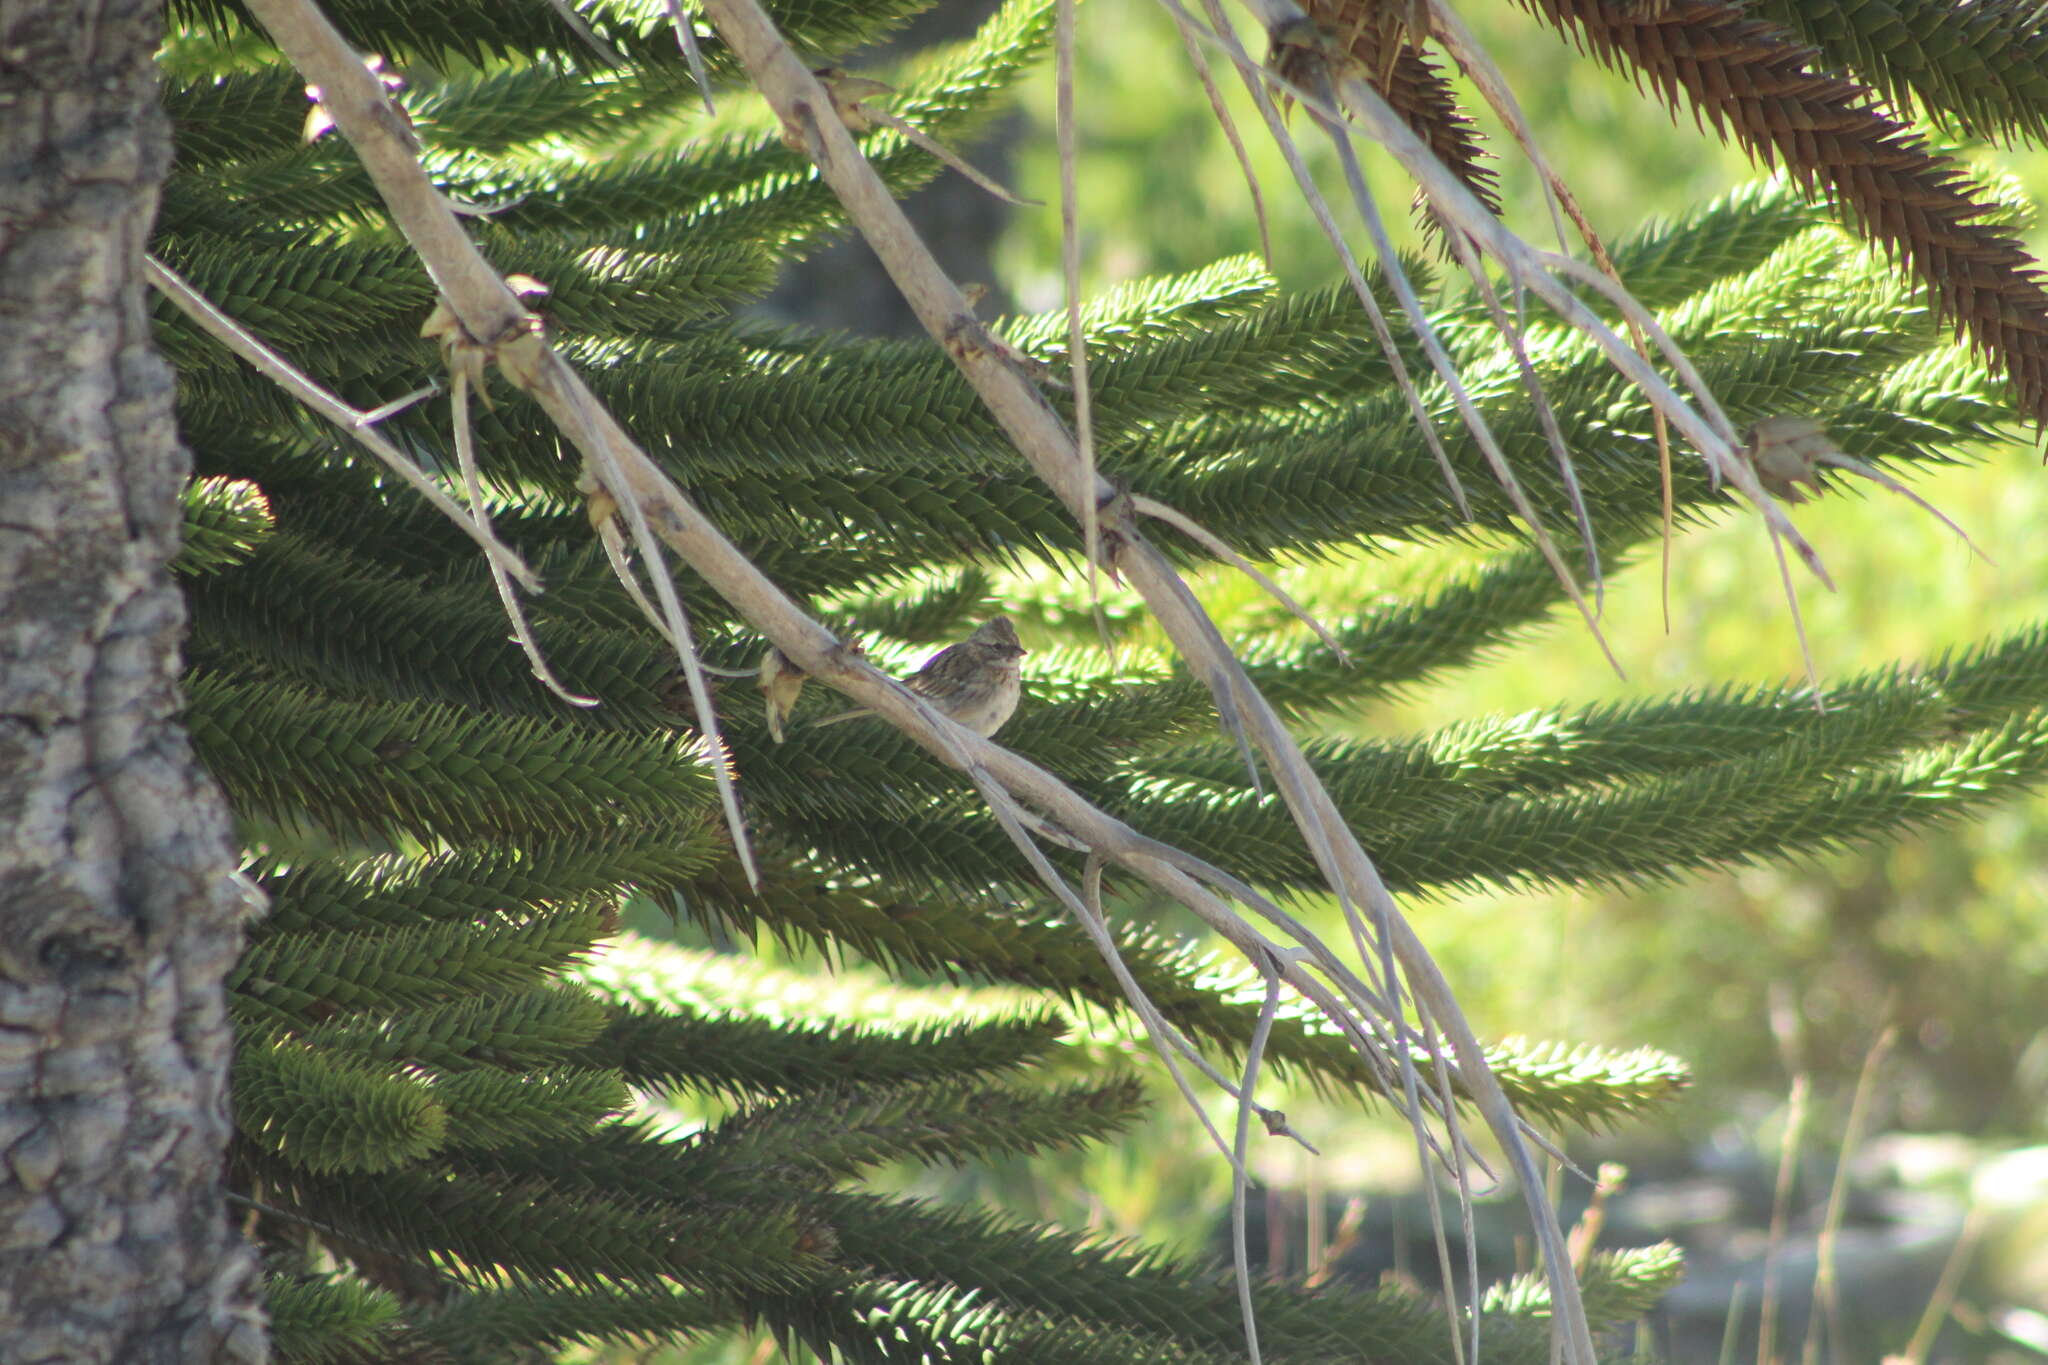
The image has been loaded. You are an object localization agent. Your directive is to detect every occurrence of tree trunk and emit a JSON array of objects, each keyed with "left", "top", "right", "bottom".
[{"left": 0, "top": 2, "right": 264, "bottom": 1361}]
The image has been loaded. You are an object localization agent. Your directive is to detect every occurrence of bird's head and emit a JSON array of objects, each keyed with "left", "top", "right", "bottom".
[{"left": 968, "top": 616, "right": 1027, "bottom": 660}]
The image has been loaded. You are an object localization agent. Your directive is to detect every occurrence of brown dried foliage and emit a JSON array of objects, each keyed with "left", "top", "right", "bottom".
[
  {"left": 1523, "top": 0, "right": 2048, "bottom": 430},
  {"left": 1303, "top": 0, "right": 1503, "bottom": 218}
]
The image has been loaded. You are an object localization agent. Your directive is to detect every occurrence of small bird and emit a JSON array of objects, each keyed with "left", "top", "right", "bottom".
[{"left": 813, "top": 617, "right": 1027, "bottom": 738}]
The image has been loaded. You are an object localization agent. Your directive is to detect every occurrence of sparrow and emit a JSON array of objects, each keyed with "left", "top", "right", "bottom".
[{"left": 812, "top": 617, "right": 1027, "bottom": 738}]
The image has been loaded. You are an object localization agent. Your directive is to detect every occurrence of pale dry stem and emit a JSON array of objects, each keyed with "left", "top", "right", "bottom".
[
  {"left": 1431, "top": 0, "right": 1681, "bottom": 622},
  {"left": 1338, "top": 49, "right": 1837, "bottom": 677},
  {"left": 1804, "top": 1025, "right": 1897, "bottom": 1365},
  {"left": 594, "top": 515, "right": 681, "bottom": 651},
  {"left": 978, "top": 821, "right": 1246, "bottom": 1193},
  {"left": 1202, "top": 0, "right": 1841, "bottom": 628},
  {"left": 664, "top": 0, "right": 718, "bottom": 116},
  {"left": 1417, "top": 996, "right": 1485, "bottom": 1365},
  {"left": 1451, "top": 238, "right": 1605, "bottom": 609},
  {"left": 1231, "top": 971, "right": 1284, "bottom": 1365},
  {"left": 1172, "top": 15, "right": 1276, "bottom": 267},
  {"left": 1131, "top": 493, "right": 1350, "bottom": 660},
  {"left": 1768, "top": 513, "right": 1824, "bottom": 700},
  {"left": 1055, "top": 0, "right": 1107, "bottom": 648},
  {"left": 1894, "top": 1198, "right": 1987, "bottom": 1365},
  {"left": 143, "top": 256, "right": 538, "bottom": 594},
  {"left": 559, "top": 383, "right": 762, "bottom": 889},
  {"left": 449, "top": 368, "right": 599, "bottom": 707},
  {"left": 357, "top": 383, "right": 441, "bottom": 425},
  {"left": 860, "top": 103, "right": 1041, "bottom": 206},
  {"left": 1174, "top": 0, "right": 1474, "bottom": 518},
  {"left": 1309, "top": 97, "right": 1622, "bottom": 670},
  {"left": 245, "top": 0, "right": 1595, "bottom": 1355}
]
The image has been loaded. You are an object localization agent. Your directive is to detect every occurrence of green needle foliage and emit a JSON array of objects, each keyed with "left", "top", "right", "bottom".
[{"left": 155, "top": 0, "right": 2048, "bottom": 1360}]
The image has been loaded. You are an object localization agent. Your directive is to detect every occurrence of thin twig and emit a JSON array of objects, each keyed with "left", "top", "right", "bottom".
[
  {"left": 144, "top": 255, "right": 538, "bottom": 592},
  {"left": 1231, "top": 969, "right": 1284, "bottom": 1365},
  {"left": 356, "top": 381, "right": 440, "bottom": 425},
  {"left": 1768, "top": 515, "right": 1824, "bottom": 700},
  {"left": 1189, "top": 8, "right": 1839, "bottom": 600},
  {"left": 1312, "top": 100, "right": 1621, "bottom": 670},
  {"left": 665, "top": 0, "right": 718, "bottom": 116},
  {"left": 1450, "top": 237, "right": 1604, "bottom": 610},
  {"left": 860, "top": 104, "right": 1041, "bottom": 206},
  {"left": 1132, "top": 494, "right": 1349, "bottom": 660},
  {"left": 1431, "top": 0, "right": 1678, "bottom": 621},
  {"left": 1894, "top": 1198, "right": 1986, "bottom": 1365},
  {"left": 247, "top": 4, "right": 1596, "bottom": 1357},
  {"left": 1073, "top": 857, "right": 1272, "bottom": 1118},
  {"left": 592, "top": 514, "right": 677, "bottom": 649},
  {"left": 1417, "top": 997, "right": 1483, "bottom": 1365},
  {"left": 564, "top": 384, "right": 761, "bottom": 889},
  {"left": 1276, "top": 17, "right": 1843, "bottom": 684},
  {"left": 448, "top": 368, "right": 598, "bottom": 707},
  {"left": 543, "top": 0, "right": 628, "bottom": 66},
  {"left": 1174, "top": 0, "right": 1473, "bottom": 520},
  {"left": 1004, "top": 835, "right": 1246, "bottom": 1187},
  {"left": 1803, "top": 1024, "right": 1896, "bottom": 1365},
  {"left": 1172, "top": 14, "right": 1273, "bottom": 267},
  {"left": 1055, "top": 0, "right": 1108, "bottom": 654}
]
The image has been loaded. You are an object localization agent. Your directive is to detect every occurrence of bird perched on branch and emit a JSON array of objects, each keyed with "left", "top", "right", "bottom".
[{"left": 812, "top": 617, "right": 1026, "bottom": 738}]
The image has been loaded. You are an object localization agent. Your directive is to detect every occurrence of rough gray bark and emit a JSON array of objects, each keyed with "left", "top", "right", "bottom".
[{"left": 0, "top": 2, "right": 265, "bottom": 1361}]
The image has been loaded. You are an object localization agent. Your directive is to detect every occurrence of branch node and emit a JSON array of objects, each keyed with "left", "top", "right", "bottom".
[
  {"left": 780, "top": 98, "right": 828, "bottom": 164},
  {"left": 1093, "top": 481, "right": 1138, "bottom": 584}
]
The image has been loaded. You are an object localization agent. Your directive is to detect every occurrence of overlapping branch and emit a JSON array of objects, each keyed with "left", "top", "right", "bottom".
[
  {"left": 232, "top": 0, "right": 1599, "bottom": 1355},
  {"left": 1523, "top": 0, "right": 2048, "bottom": 432}
]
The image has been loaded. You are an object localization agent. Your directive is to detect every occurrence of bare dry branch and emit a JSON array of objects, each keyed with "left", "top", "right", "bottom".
[
  {"left": 1130, "top": 493, "right": 1349, "bottom": 660},
  {"left": 665, "top": 0, "right": 718, "bottom": 115},
  {"left": 448, "top": 369, "right": 598, "bottom": 707},
  {"left": 1174, "top": 0, "right": 1474, "bottom": 519},
  {"left": 693, "top": 0, "right": 1600, "bottom": 1354},
  {"left": 1229, "top": 967, "right": 1292, "bottom": 1365},
  {"left": 543, "top": 0, "right": 628, "bottom": 65},
  {"left": 1054, "top": 0, "right": 1105, "bottom": 639},
  {"left": 144, "top": 256, "right": 536, "bottom": 592},
  {"left": 239, "top": 0, "right": 1600, "bottom": 1355}
]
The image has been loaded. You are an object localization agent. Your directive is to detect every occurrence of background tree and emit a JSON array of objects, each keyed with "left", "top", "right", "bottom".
[
  {"left": 0, "top": 1, "right": 263, "bottom": 1362},
  {"left": 134, "top": 0, "right": 2048, "bottom": 1362}
]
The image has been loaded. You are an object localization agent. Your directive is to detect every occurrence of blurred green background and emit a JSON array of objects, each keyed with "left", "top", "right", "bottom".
[{"left": 614, "top": 2, "right": 2048, "bottom": 1359}]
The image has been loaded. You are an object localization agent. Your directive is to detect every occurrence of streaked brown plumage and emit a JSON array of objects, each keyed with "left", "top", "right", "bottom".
[{"left": 812, "top": 617, "right": 1026, "bottom": 737}]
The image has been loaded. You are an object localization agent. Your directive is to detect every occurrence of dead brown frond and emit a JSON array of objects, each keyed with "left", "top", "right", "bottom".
[
  {"left": 1304, "top": 0, "right": 1503, "bottom": 230},
  {"left": 1523, "top": 0, "right": 2048, "bottom": 433}
]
